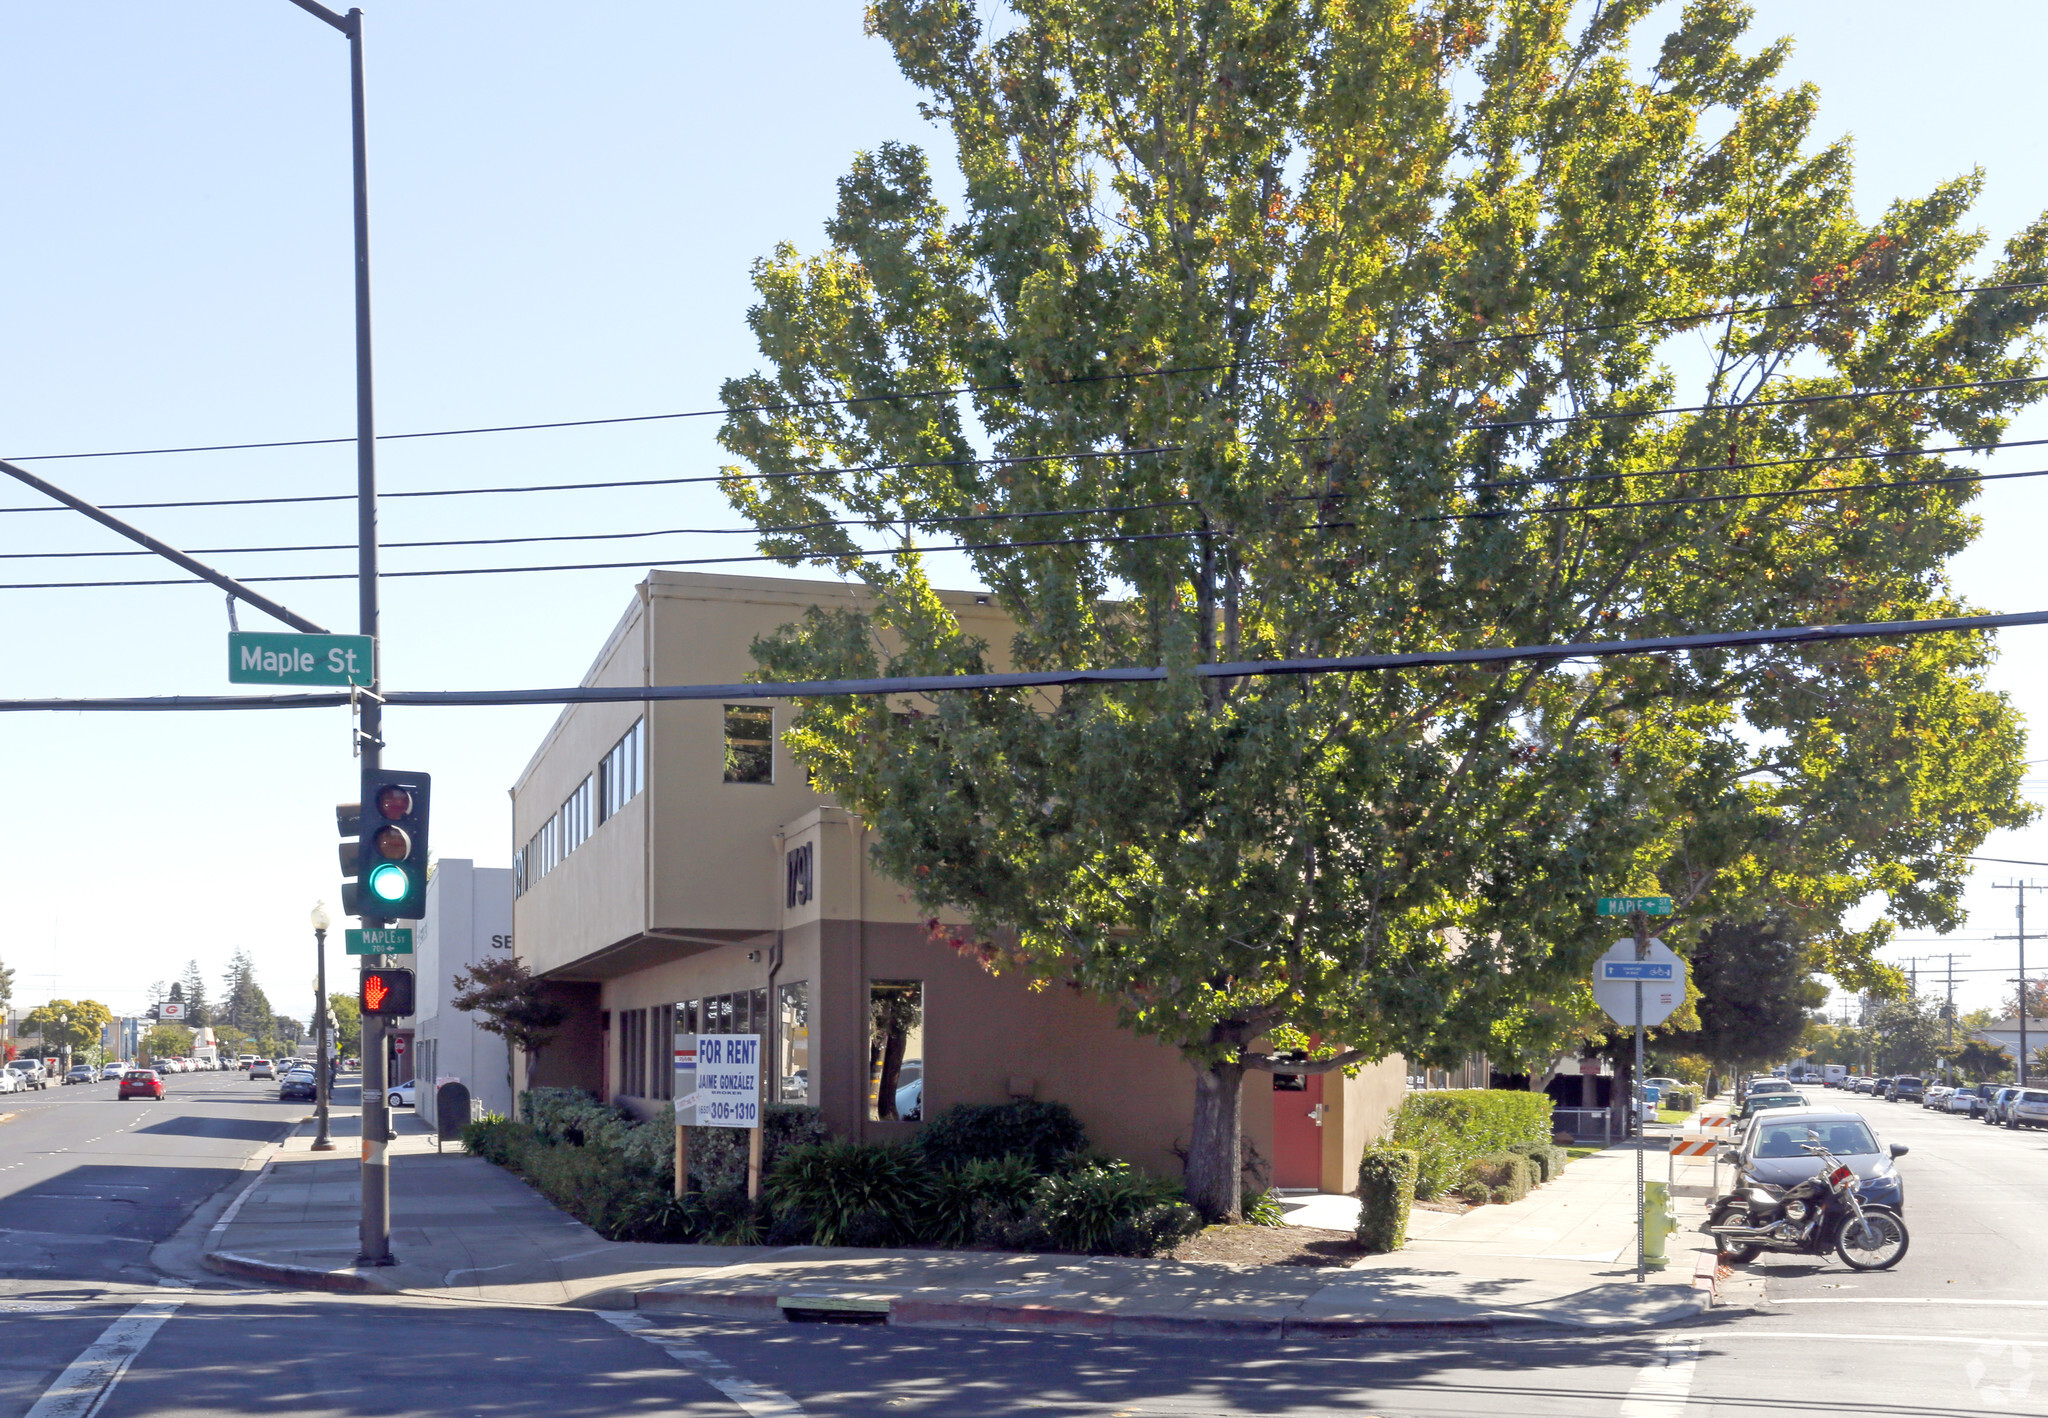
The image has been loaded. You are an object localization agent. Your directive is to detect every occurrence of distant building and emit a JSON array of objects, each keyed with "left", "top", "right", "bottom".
[
  {"left": 413, "top": 859, "right": 515, "bottom": 1131},
  {"left": 1969, "top": 1016, "right": 2048, "bottom": 1065}
]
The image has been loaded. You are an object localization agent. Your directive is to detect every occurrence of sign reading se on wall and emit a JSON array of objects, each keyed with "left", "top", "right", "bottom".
[{"left": 684, "top": 1034, "right": 760, "bottom": 1128}]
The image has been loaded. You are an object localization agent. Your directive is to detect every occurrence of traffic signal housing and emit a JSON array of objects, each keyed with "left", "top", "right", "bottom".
[
  {"left": 359, "top": 967, "right": 415, "bottom": 1017},
  {"left": 336, "top": 799, "right": 364, "bottom": 917},
  {"left": 356, "top": 768, "right": 431, "bottom": 921}
]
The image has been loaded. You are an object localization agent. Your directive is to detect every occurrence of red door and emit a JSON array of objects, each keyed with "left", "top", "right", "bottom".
[{"left": 1271, "top": 1070, "right": 1325, "bottom": 1190}]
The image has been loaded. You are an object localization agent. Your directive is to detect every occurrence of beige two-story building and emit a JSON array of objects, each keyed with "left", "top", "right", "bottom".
[{"left": 508, "top": 569, "right": 1405, "bottom": 1191}]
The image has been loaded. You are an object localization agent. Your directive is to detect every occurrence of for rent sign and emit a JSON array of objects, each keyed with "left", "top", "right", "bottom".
[{"left": 693, "top": 1034, "right": 761, "bottom": 1128}]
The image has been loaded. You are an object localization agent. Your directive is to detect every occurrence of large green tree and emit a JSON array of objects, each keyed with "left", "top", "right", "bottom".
[
  {"left": 1660, "top": 917, "right": 1827, "bottom": 1073},
  {"left": 1868, "top": 995, "right": 1945, "bottom": 1074},
  {"left": 719, "top": 0, "right": 2046, "bottom": 1215},
  {"left": 218, "top": 949, "right": 276, "bottom": 1043},
  {"left": 23, "top": 1000, "right": 113, "bottom": 1069}
]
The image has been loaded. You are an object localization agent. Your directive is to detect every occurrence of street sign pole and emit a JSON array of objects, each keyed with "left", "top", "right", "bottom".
[
  {"left": 1632, "top": 909, "right": 1649, "bottom": 1284},
  {"left": 288, "top": 0, "right": 390, "bottom": 1269}
]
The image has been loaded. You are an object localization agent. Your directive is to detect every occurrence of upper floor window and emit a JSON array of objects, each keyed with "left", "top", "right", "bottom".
[
  {"left": 599, "top": 718, "right": 645, "bottom": 823},
  {"left": 723, "top": 704, "right": 773, "bottom": 784}
]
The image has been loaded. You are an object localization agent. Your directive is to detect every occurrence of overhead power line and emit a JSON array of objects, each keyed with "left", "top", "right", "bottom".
[
  {"left": 14, "top": 456, "right": 2048, "bottom": 589},
  {"left": 2, "top": 605, "right": 2042, "bottom": 712},
  {"left": 3, "top": 275, "right": 2041, "bottom": 465},
  {"left": 5, "top": 372, "right": 2044, "bottom": 522}
]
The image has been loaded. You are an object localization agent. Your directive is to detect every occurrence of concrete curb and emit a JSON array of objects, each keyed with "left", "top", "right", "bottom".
[
  {"left": 634, "top": 1285, "right": 1691, "bottom": 1338},
  {"left": 201, "top": 1249, "right": 401, "bottom": 1295}
]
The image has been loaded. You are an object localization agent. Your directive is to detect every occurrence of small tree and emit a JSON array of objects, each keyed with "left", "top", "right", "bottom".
[
  {"left": 328, "top": 992, "right": 363, "bottom": 1059},
  {"left": 140, "top": 1024, "right": 193, "bottom": 1062},
  {"left": 23, "top": 1000, "right": 114, "bottom": 1070},
  {"left": 451, "top": 956, "right": 569, "bottom": 1092},
  {"left": 1946, "top": 1038, "right": 2012, "bottom": 1081}
]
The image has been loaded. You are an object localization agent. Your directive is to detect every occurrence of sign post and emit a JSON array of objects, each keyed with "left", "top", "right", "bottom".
[
  {"left": 672, "top": 1029, "right": 697, "bottom": 1199},
  {"left": 1591, "top": 923, "right": 1688, "bottom": 1283},
  {"left": 693, "top": 1033, "right": 763, "bottom": 1198}
]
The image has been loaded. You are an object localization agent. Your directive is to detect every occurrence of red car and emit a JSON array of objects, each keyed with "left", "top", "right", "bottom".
[{"left": 118, "top": 1069, "right": 165, "bottom": 1100}]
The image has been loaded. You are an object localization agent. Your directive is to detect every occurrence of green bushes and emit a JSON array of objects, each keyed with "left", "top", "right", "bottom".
[
  {"left": 914, "top": 1100, "right": 1088, "bottom": 1171},
  {"left": 761, "top": 1106, "right": 1196, "bottom": 1254},
  {"left": 1388, "top": 1090, "right": 1555, "bottom": 1199},
  {"left": 1459, "top": 1152, "right": 1537, "bottom": 1205},
  {"left": 470, "top": 1093, "right": 1194, "bottom": 1257},
  {"left": 1508, "top": 1141, "right": 1567, "bottom": 1183},
  {"left": 1355, "top": 1145, "right": 1418, "bottom": 1253}
]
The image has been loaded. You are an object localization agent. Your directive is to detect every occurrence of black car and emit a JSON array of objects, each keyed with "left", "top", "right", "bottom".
[{"left": 278, "top": 1069, "right": 318, "bottom": 1102}]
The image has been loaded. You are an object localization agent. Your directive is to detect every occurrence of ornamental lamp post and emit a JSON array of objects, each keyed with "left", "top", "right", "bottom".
[{"left": 311, "top": 901, "right": 336, "bottom": 1151}]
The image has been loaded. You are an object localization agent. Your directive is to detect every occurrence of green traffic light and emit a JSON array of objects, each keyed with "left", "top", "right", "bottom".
[{"left": 367, "top": 862, "right": 411, "bottom": 903}]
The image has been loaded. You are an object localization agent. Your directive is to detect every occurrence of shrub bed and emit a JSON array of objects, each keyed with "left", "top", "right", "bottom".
[
  {"left": 468, "top": 1094, "right": 1196, "bottom": 1256},
  {"left": 1388, "top": 1090, "right": 1555, "bottom": 1199},
  {"left": 1508, "top": 1140, "right": 1567, "bottom": 1184},
  {"left": 1460, "top": 1151, "right": 1537, "bottom": 1205}
]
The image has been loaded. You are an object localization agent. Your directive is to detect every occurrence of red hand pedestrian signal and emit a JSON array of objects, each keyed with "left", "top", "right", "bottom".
[{"left": 358, "top": 968, "right": 414, "bottom": 1016}]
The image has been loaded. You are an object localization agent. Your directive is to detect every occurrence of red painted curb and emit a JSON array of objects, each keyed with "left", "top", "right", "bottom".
[{"left": 202, "top": 1250, "right": 395, "bottom": 1294}]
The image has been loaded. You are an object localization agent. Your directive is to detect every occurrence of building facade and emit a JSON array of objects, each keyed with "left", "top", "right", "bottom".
[
  {"left": 509, "top": 570, "right": 1405, "bottom": 1191},
  {"left": 413, "top": 859, "right": 516, "bottom": 1131}
]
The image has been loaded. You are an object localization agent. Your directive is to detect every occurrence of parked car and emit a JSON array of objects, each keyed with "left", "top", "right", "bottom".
[
  {"left": 1946, "top": 1085, "right": 1986, "bottom": 1116},
  {"left": 386, "top": 1078, "right": 416, "bottom": 1109},
  {"left": 1922, "top": 1085, "right": 1953, "bottom": 1110},
  {"left": 6, "top": 1060, "right": 49, "bottom": 1091},
  {"left": 117, "top": 1069, "right": 165, "bottom": 1101},
  {"left": 1852, "top": 1076, "right": 1876, "bottom": 1094},
  {"left": 2005, "top": 1089, "right": 2048, "bottom": 1130},
  {"left": 63, "top": 1065, "right": 97, "bottom": 1085},
  {"left": 0, "top": 1071, "right": 21, "bottom": 1094},
  {"left": 1727, "top": 1106, "right": 1909, "bottom": 1214},
  {"left": 279, "top": 1069, "right": 318, "bottom": 1103},
  {"left": 99, "top": 1062, "right": 128, "bottom": 1081},
  {"left": 1885, "top": 1075, "right": 1924, "bottom": 1103},
  {"left": 247, "top": 1058, "right": 276, "bottom": 1081}
]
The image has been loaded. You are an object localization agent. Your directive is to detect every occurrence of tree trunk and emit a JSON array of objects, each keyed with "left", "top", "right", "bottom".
[
  {"left": 1184, "top": 1056, "right": 1247, "bottom": 1222},
  {"left": 1610, "top": 1052, "right": 1635, "bottom": 1140}
]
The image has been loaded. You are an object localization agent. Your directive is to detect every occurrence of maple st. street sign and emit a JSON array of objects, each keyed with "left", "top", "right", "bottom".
[
  {"left": 1595, "top": 896, "right": 1673, "bottom": 917},
  {"left": 227, "top": 632, "right": 375, "bottom": 687}
]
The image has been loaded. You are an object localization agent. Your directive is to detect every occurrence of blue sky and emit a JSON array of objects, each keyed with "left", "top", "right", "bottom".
[{"left": 2, "top": 2, "right": 2043, "bottom": 1023}]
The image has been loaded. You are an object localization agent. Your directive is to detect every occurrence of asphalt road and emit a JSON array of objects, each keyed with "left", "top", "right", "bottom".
[{"left": 7, "top": 1076, "right": 2048, "bottom": 1417}]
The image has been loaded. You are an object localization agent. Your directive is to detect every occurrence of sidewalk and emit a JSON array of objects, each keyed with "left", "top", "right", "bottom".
[{"left": 196, "top": 1112, "right": 1721, "bottom": 1335}]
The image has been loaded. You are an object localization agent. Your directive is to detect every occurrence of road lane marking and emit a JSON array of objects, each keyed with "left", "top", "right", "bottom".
[
  {"left": 1699, "top": 1331, "right": 2048, "bottom": 1347},
  {"left": 1774, "top": 1298, "right": 2048, "bottom": 1307},
  {"left": 22, "top": 1290, "right": 181, "bottom": 1418},
  {"left": 599, "top": 1311, "right": 808, "bottom": 1416},
  {"left": 1618, "top": 1336, "right": 1697, "bottom": 1417}
]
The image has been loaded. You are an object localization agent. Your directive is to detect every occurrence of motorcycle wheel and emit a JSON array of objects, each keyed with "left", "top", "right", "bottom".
[
  {"left": 1709, "top": 1201, "right": 1761, "bottom": 1264},
  {"left": 1836, "top": 1209, "right": 1909, "bottom": 1271}
]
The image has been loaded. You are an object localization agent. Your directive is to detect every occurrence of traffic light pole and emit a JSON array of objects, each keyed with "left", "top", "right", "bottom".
[{"left": 289, "top": 0, "right": 391, "bottom": 1268}]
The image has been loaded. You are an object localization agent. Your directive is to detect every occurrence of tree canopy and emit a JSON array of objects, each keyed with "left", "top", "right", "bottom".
[
  {"left": 718, "top": 0, "right": 2047, "bottom": 1215},
  {"left": 23, "top": 1000, "right": 113, "bottom": 1065}
]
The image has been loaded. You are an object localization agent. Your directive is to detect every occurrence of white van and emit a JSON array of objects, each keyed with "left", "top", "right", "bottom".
[{"left": 1822, "top": 1064, "right": 1848, "bottom": 1087}]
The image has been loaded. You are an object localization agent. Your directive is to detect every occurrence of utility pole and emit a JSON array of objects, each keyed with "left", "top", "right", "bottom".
[
  {"left": 289, "top": 0, "right": 389, "bottom": 1266},
  {"left": 1928, "top": 953, "right": 1969, "bottom": 1083},
  {"left": 1995, "top": 882, "right": 2034, "bottom": 1088}
]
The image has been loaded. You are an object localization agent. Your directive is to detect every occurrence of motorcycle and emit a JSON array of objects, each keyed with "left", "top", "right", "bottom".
[{"left": 1705, "top": 1136, "right": 1910, "bottom": 1270}]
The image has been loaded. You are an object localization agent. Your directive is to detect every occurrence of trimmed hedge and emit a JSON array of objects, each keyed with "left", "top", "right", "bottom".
[
  {"left": 1355, "top": 1145, "right": 1418, "bottom": 1253},
  {"left": 1389, "top": 1090, "right": 1555, "bottom": 1199},
  {"left": 1461, "top": 1151, "right": 1537, "bottom": 1205},
  {"left": 1508, "top": 1140, "right": 1567, "bottom": 1183}
]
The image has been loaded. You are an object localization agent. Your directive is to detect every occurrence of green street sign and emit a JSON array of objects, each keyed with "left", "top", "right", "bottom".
[
  {"left": 345, "top": 927, "right": 414, "bottom": 955},
  {"left": 228, "top": 632, "right": 375, "bottom": 687},
  {"left": 1597, "top": 896, "right": 1673, "bottom": 917}
]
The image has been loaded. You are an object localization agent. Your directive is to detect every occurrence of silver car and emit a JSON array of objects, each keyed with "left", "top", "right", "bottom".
[{"left": 2006, "top": 1088, "right": 2048, "bottom": 1130}]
